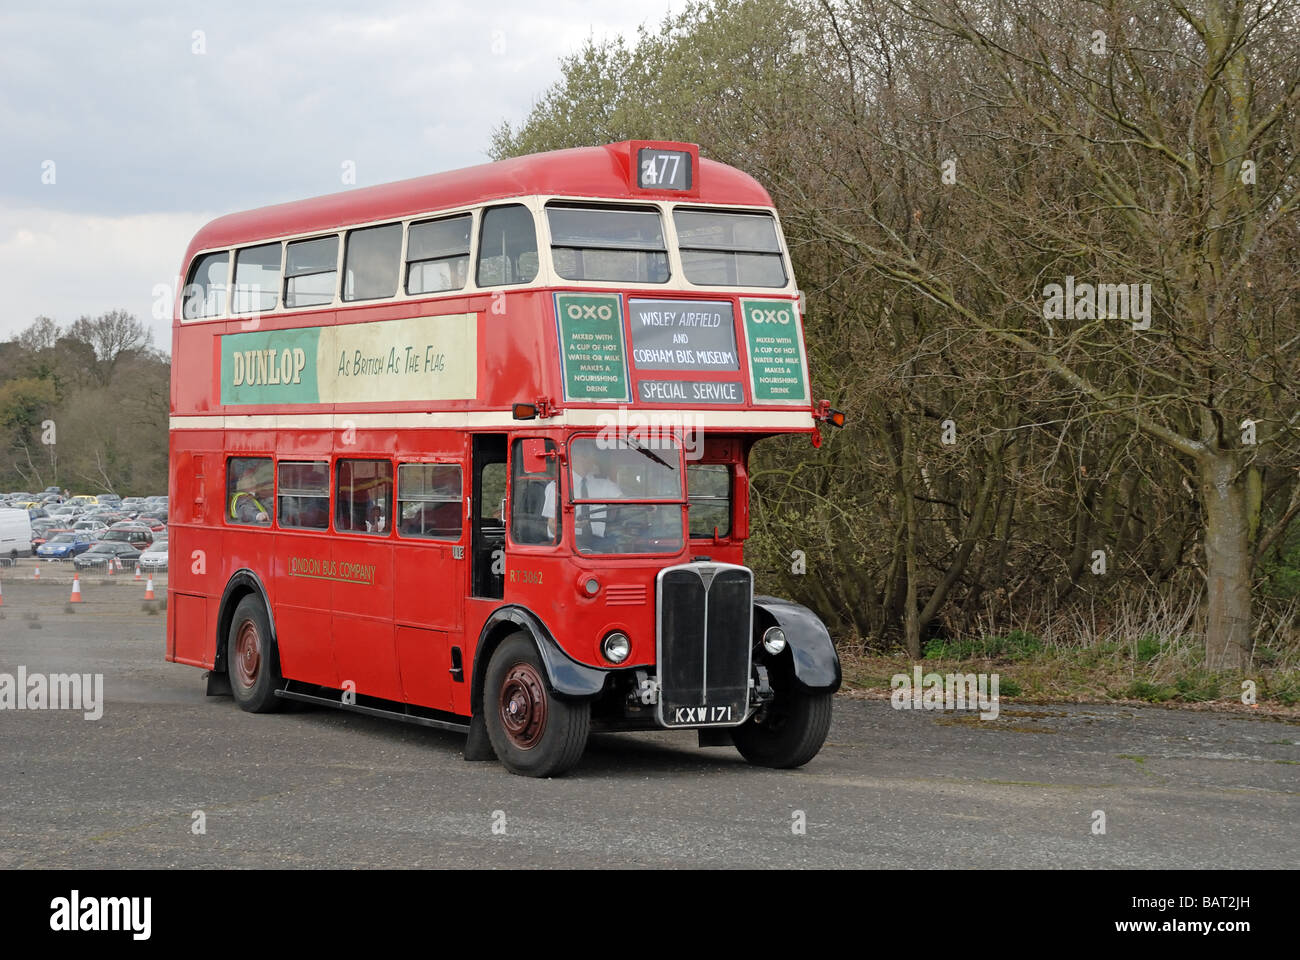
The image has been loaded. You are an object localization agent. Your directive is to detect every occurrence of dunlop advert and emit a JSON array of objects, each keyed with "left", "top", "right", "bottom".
[{"left": 220, "top": 314, "right": 478, "bottom": 406}]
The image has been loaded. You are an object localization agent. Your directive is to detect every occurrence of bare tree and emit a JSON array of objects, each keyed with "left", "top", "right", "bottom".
[{"left": 66, "top": 309, "right": 153, "bottom": 386}]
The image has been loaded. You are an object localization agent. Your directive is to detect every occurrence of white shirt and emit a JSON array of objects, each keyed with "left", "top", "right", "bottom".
[{"left": 542, "top": 473, "right": 622, "bottom": 537}]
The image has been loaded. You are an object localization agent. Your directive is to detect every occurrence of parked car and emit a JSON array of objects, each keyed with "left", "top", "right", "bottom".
[
  {"left": 31, "top": 524, "right": 72, "bottom": 551},
  {"left": 72, "top": 519, "right": 108, "bottom": 534},
  {"left": 135, "top": 514, "right": 167, "bottom": 532},
  {"left": 138, "top": 540, "right": 168, "bottom": 571},
  {"left": 100, "top": 523, "right": 154, "bottom": 549},
  {"left": 69, "top": 495, "right": 98, "bottom": 507},
  {"left": 37, "top": 532, "right": 94, "bottom": 559},
  {"left": 73, "top": 541, "right": 142, "bottom": 570}
]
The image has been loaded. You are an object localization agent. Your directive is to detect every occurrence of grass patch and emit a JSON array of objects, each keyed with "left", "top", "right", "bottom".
[
  {"left": 1135, "top": 633, "right": 1162, "bottom": 662},
  {"left": 1121, "top": 680, "right": 1178, "bottom": 702},
  {"left": 924, "top": 629, "right": 1043, "bottom": 662}
]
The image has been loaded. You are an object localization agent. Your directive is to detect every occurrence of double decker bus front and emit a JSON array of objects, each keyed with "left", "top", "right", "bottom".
[{"left": 497, "top": 143, "right": 840, "bottom": 748}]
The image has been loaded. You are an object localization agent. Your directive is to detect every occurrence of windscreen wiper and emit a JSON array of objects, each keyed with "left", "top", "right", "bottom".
[{"left": 623, "top": 436, "right": 674, "bottom": 470}]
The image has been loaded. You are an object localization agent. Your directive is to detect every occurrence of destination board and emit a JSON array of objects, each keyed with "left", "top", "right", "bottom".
[
  {"left": 638, "top": 380, "right": 745, "bottom": 404},
  {"left": 628, "top": 299, "right": 739, "bottom": 372}
]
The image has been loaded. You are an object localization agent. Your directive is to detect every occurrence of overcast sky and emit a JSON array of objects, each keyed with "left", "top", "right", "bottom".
[{"left": 0, "top": 0, "right": 684, "bottom": 348}]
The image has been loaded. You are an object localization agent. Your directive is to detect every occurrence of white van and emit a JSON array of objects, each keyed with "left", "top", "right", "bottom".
[{"left": 0, "top": 507, "right": 34, "bottom": 560}]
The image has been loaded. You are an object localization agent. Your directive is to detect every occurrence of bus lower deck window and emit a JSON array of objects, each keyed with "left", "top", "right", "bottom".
[
  {"left": 336, "top": 459, "right": 393, "bottom": 534},
  {"left": 228, "top": 457, "right": 274, "bottom": 525},
  {"left": 277, "top": 461, "right": 330, "bottom": 529},
  {"left": 397, "top": 463, "right": 463, "bottom": 539}
]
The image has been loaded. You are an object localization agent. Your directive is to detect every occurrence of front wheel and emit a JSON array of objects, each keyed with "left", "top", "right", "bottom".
[
  {"left": 733, "top": 690, "right": 833, "bottom": 769},
  {"left": 484, "top": 633, "right": 589, "bottom": 777},
  {"left": 227, "top": 595, "right": 283, "bottom": 713}
]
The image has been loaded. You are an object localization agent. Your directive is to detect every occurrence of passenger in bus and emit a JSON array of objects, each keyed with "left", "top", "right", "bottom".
[
  {"left": 365, "top": 503, "right": 387, "bottom": 533},
  {"left": 541, "top": 444, "right": 622, "bottom": 547}
]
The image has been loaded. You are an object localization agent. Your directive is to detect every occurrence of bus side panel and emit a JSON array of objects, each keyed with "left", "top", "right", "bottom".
[
  {"left": 330, "top": 537, "right": 402, "bottom": 702},
  {"left": 468, "top": 290, "right": 559, "bottom": 408},
  {"left": 395, "top": 627, "right": 452, "bottom": 711},
  {"left": 272, "top": 531, "right": 340, "bottom": 689},
  {"left": 167, "top": 431, "right": 225, "bottom": 666},
  {"left": 169, "top": 593, "right": 210, "bottom": 667}
]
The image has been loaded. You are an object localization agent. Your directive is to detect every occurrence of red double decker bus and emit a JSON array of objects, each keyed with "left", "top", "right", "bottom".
[{"left": 166, "top": 141, "right": 842, "bottom": 776}]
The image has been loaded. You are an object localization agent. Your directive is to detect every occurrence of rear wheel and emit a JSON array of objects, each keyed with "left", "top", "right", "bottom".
[
  {"left": 484, "top": 633, "right": 589, "bottom": 777},
  {"left": 227, "top": 595, "right": 283, "bottom": 713},
  {"left": 733, "top": 689, "right": 833, "bottom": 769}
]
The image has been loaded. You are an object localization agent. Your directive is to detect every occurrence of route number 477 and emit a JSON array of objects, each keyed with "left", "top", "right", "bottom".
[{"left": 642, "top": 154, "right": 680, "bottom": 186}]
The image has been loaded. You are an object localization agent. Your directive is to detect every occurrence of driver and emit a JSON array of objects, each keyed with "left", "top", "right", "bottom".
[
  {"left": 542, "top": 442, "right": 622, "bottom": 547},
  {"left": 229, "top": 465, "right": 270, "bottom": 524}
]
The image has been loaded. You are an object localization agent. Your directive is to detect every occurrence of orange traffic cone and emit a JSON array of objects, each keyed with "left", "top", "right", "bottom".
[
  {"left": 32, "top": 565, "right": 40, "bottom": 580},
  {"left": 144, "top": 574, "right": 156, "bottom": 601},
  {"left": 0, "top": 577, "right": 5, "bottom": 606},
  {"left": 134, "top": 563, "right": 143, "bottom": 581},
  {"left": 70, "top": 573, "right": 83, "bottom": 603}
]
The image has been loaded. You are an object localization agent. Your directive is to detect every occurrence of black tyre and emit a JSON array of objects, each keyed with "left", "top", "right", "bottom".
[
  {"left": 483, "top": 633, "right": 589, "bottom": 777},
  {"left": 733, "top": 689, "right": 833, "bottom": 769},
  {"left": 227, "top": 595, "right": 283, "bottom": 713}
]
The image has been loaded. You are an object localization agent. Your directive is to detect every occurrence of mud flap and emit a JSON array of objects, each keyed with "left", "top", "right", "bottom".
[
  {"left": 204, "top": 670, "right": 232, "bottom": 697},
  {"left": 463, "top": 711, "right": 496, "bottom": 761}
]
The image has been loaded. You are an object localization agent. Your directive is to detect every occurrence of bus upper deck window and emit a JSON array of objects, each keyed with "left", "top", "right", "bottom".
[
  {"left": 233, "top": 243, "right": 282, "bottom": 313},
  {"left": 285, "top": 236, "right": 339, "bottom": 309},
  {"left": 407, "top": 214, "right": 471, "bottom": 295},
  {"left": 476, "top": 204, "right": 538, "bottom": 287},
  {"left": 343, "top": 223, "right": 402, "bottom": 302},
  {"left": 547, "top": 204, "right": 669, "bottom": 284},
  {"left": 183, "top": 251, "right": 228, "bottom": 319},
  {"left": 673, "top": 208, "right": 787, "bottom": 288}
]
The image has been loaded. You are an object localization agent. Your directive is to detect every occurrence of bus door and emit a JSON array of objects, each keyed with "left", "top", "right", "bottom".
[
  {"left": 461, "top": 435, "right": 508, "bottom": 714},
  {"left": 392, "top": 455, "right": 467, "bottom": 714},
  {"left": 470, "top": 434, "right": 508, "bottom": 601}
]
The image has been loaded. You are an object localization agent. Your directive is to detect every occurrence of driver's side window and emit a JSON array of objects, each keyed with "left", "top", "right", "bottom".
[{"left": 510, "top": 438, "right": 559, "bottom": 546}]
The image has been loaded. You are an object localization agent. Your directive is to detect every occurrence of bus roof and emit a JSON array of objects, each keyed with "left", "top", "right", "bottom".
[{"left": 184, "top": 142, "right": 774, "bottom": 258}]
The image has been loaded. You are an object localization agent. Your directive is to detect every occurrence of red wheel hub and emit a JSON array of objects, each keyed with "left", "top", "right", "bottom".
[
  {"left": 498, "top": 662, "right": 548, "bottom": 749},
  {"left": 234, "top": 620, "right": 261, "bottom": 689}
]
